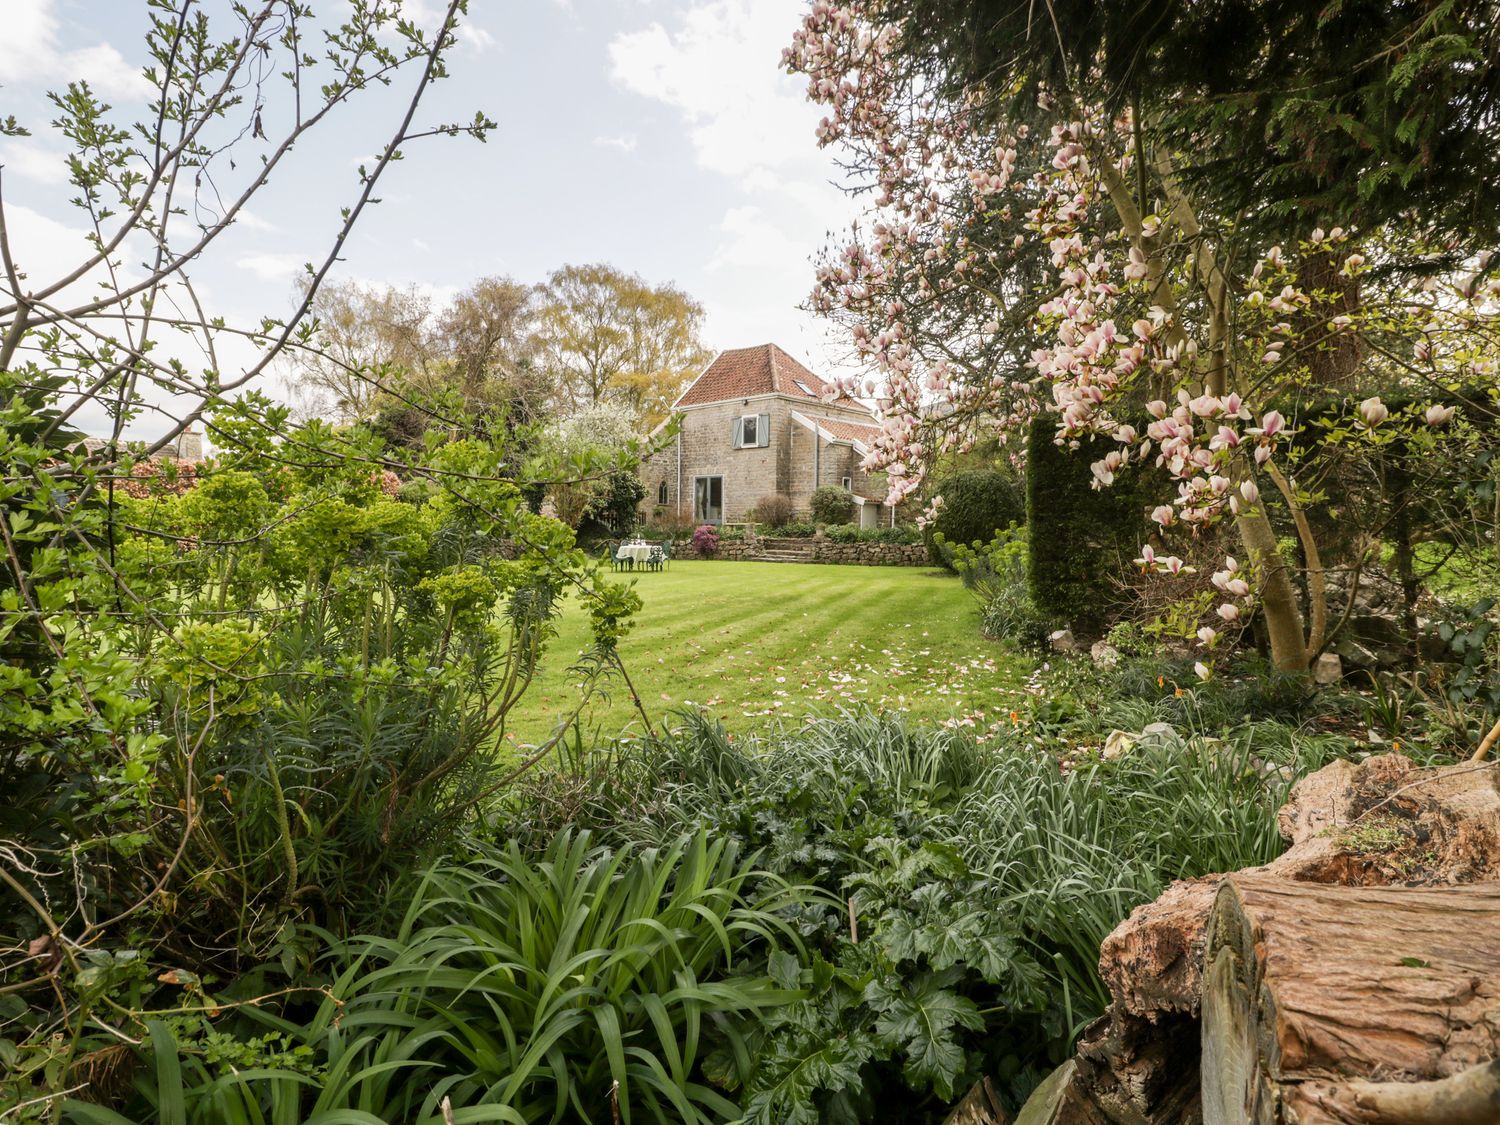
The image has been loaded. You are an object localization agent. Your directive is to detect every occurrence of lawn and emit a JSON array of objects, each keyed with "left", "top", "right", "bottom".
[{"left": 505, "top": 559, "right": 1034, "bottom": 747}]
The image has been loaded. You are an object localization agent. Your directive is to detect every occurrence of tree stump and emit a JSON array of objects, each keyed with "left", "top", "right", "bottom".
[
  {"left": 944, "top": 1075, "right": 1010, "bottom": 1125},
  {"left": 1202, "top": 873, "right": 1500, "bottom": 1124},
  {"left": 1012, "top": 755, "right": 1500, "bottom": 1125}
]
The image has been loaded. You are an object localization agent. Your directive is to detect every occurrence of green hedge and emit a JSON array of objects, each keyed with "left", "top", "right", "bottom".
[
  {"left": 1026, "top": 419, "right": 1169, "bottom": 635},
  {"left": 922, "top": 470, "right": 1027, "bottom": 568},
  {"left": 824, "top": 523, "right": 922, "bottom": 544}
]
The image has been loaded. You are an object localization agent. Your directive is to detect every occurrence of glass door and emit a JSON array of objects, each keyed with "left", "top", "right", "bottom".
[{"left": 694, "top": 476, "right": 723, "bottom": 523}]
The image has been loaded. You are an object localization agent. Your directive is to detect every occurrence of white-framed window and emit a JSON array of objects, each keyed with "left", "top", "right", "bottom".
[
  {"left": 657, "top": 480, "right": 668, "bottom": 505},
  {"left": 794, "top": 380, "right": 814, "bottom": 396},
  {"left": 733, "top": 412, "right": 770, "bottom": 449},
  {"left": 842, "top": 476, "right": 852, "bottom": 490}
]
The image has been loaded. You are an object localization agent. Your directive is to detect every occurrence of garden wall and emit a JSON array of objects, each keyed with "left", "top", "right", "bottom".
[
  {"left": 802, "top": 541, "right": 928, "bottom": 566},
  {"left": 607, "top": 538, "right": 928, "bottom": 566}
]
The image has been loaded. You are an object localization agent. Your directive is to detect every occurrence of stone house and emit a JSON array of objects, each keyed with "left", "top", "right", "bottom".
[{"left": 642, "top": 343, "right": 896, "bottom": 526}]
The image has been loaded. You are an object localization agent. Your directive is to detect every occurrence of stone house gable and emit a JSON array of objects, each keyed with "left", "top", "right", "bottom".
[{"left": 642, "top": 344, "right": 896, "bottom": 526}]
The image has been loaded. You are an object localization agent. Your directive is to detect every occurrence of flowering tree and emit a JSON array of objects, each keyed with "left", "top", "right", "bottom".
[{"left": 787, "top": 2, "right": 1500, "bottom": 673}]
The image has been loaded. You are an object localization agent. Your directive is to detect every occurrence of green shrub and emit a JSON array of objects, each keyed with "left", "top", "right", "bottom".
[
  {"left": 1025, "top": 419, "right": 1169, "bottom": 634},
  {"left": 810, "top": 485, "right": 857, "bottom": 525},
  {"left": 584, "top": 468, "right": 647, "bottom": 536},
  {"left": 397, "top": 478, "right": 436, "bottom": 505},
  {"left": 73, "top": 830, "right": 809, "bottom": 1125},
  {"left": 778, "top": 521, "right": 818, "bottom": 538},
  {"left": 510, "top": 706, "right": 1332, "bottom": 1120},
  {"left": 540, "top": 715, "right": 1048, "bottom": 1118},
  {"left": 938, "top": 527, "right": 1054, "bottom": 648},
  {"left": 922, "top": 470, "right": 1026, "bottom": 569}
]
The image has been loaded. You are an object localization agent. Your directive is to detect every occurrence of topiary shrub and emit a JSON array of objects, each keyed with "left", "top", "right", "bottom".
[
  {"left": 752, "top": 493, "right": 795, "bottom": 529},
  {"left": 922, "top": 470, "right": 1026, "bottom": 569},
  {"left": 1025, "top": 417, "right": 1170, "bottom": 635},
  {"left": 809, "top": 485, "right": 856, "bottom": 525}
]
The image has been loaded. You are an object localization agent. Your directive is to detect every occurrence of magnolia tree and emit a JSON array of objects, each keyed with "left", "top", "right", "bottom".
[{"left": 787, "top": 2, "right": 1500, "bottom": 674}]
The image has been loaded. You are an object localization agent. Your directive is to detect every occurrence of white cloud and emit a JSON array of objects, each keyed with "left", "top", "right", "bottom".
[
  {"left": 0, "top": 0, "right": 152, "bottom": 100},
  {"left": 0, "top": 202, "right": 72, "bottom": 289},
  {"left": 237, "top": 253, "right": 307, "bottom": 283},
  {"left": 709, "top": 205, "right": 806, "bottom": 271},
  {"left": 593, "top": 133, "right": 638, "bottom": 152},
  {"left": 458, "top": 23, "right": 497, "bottom": 52},
  {"left": 0, "top": 138, "right": 69, "bottom": 186},
  {"left": 235, "top": 209, "right": 278, "bottom": 234},
  {"left": 608, "top": 0, "right": 818, "bottom": 178},
  {"left": 400, "top": 0, "right": 496, "bottom": 52},
  {"left": 608, "top": 1, "right": 862, "bottom": 373}
]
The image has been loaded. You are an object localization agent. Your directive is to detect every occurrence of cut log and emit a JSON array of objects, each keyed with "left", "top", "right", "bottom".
[
  {"left": 943, "top": 1075, "right": 1009, "bottom": 1125},
  {"left": 1201, "top": 873, "right": 1500, "bottom": 1125},
  {"left": 1022, "top": 755, "right": 1500, "bottom": 1124}
]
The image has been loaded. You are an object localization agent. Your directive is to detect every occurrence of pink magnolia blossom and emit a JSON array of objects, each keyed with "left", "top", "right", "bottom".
[
  {"left": 1254, "top": 411, "right": 1285, "bottom": 438},
  {"left": 1358, "top": 397, "right": 1389, "bottom": 427},
  {"left": 1424, "top": 404, "right": 1456, "bottom": 427}
]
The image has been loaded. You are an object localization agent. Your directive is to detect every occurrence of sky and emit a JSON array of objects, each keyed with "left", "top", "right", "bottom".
[{"left": 0, "top": 0, "right": 862, "bottom": 438}]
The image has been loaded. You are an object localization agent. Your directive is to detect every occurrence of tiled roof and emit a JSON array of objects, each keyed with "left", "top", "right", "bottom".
[
  {"left": 790, "top": 410, "right": 883, "bottom": 451},
  {"left": 816, "top": 417, "right": 884, "bottom": 447},
  {"left": 675, "top": 343, "right": 842, "bottom": 407}
]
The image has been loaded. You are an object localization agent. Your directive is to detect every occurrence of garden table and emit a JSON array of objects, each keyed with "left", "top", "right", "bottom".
[{"left": 615, "top": 543, "right": 653, "bottom": 568}]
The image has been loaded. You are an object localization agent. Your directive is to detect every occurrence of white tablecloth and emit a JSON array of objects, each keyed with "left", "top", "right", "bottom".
[{"left": 616, "top": 543, "right": 654, "bottom": 565}]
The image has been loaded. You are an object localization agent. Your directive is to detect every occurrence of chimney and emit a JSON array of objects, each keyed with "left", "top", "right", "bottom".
[{"left": 176, "top": 429, "right": 203, "bottom": 461}]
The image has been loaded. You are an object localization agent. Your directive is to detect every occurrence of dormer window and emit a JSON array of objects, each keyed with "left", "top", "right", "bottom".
[{"left": 733, "top": 412, "right": 769, "bottom": 448}]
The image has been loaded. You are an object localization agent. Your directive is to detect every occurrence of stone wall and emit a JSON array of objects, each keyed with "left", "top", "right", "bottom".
[
  {"left": 806, "top": 541, "right": 928, "bottom": 566},
  {"left": 611, "top": 537, "right": 927, "bottom": 566},
  {"left": 681, "top": 539, "right": 759, "bottom": 561}
]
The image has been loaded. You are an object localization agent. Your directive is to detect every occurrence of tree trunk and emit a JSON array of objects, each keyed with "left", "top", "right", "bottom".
[
  {"left": 1202, "top": 874, "right": 1500, "bottom": 1125},
  {"left": 1295, "top": 249, "right": 1362, "bottom": 388},
  {"left": 1234, "top": 504, "right": 1308, "bottom": 672}
]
